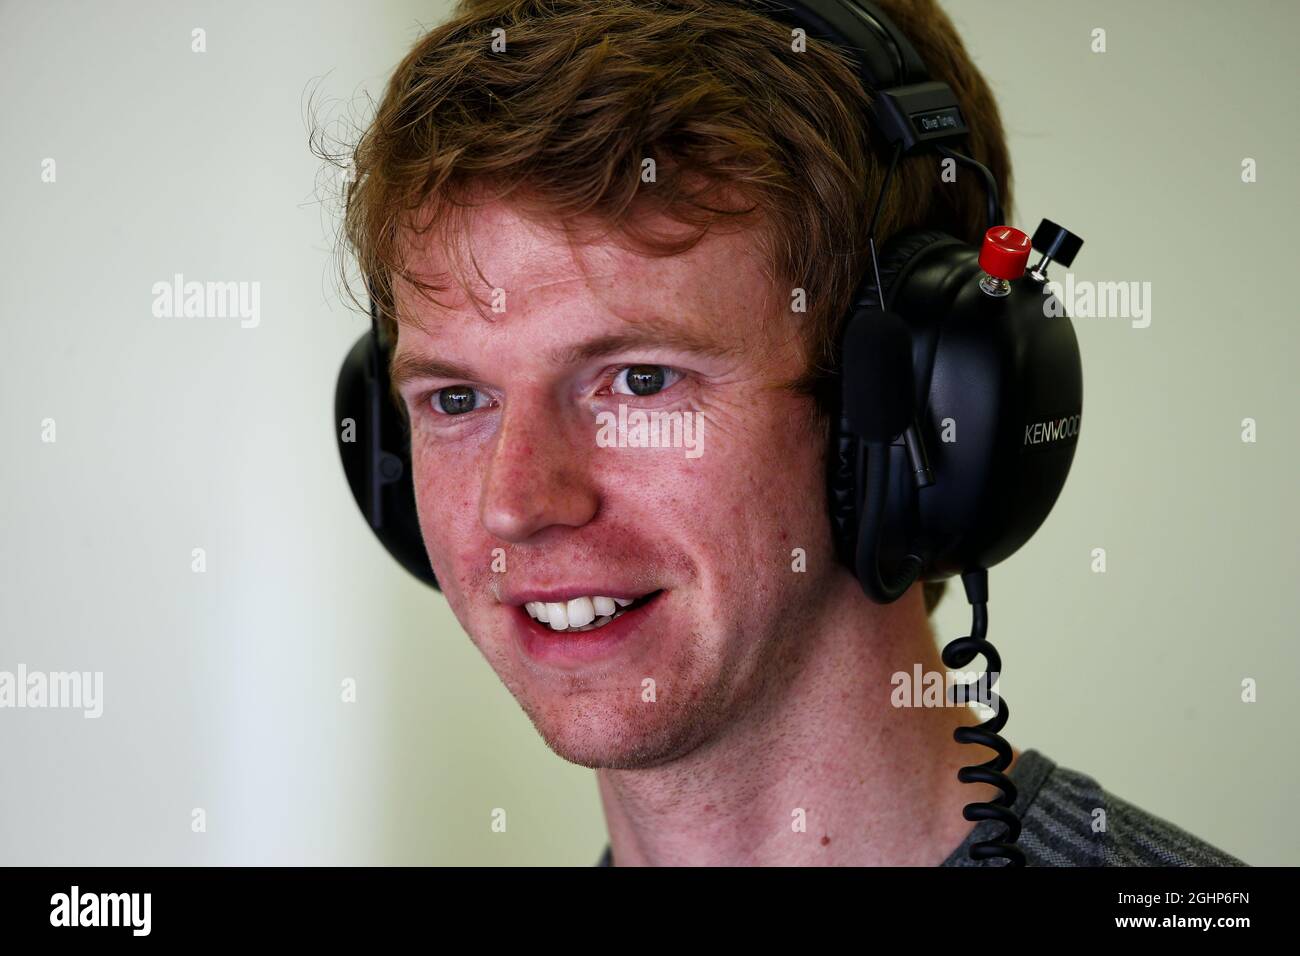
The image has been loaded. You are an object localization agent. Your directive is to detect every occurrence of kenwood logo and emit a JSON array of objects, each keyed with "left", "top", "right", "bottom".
[{"left": 1024, "top": 413, "right": 1081, "bottom": 447}]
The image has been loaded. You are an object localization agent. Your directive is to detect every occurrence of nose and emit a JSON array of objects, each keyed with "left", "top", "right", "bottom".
[{"left": 479, "top": 392, "right": 600, "bottom": 543}]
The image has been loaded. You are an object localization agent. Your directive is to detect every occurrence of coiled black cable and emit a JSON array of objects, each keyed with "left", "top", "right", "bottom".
[{"left": 941, "top": 568, "right": 1025, "bottom": 865}]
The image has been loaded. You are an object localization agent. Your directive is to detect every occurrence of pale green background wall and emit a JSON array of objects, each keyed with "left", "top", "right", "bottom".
[{"left": 1, "top": 1, "right": 1294, "bottom": 865}]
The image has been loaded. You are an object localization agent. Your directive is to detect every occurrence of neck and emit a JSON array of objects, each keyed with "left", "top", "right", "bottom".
[{"left": 594, "top": 575, "right": 1017, "bottom": 866}]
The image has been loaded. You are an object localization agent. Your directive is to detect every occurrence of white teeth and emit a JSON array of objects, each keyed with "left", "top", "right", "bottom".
[
  {"left": 523, "top": 593, "right": 651, "bottom": 633},
  {"left": 567, "top": 596, "right": 595, "bottom": 628},
  {"left": 545, "top": 602, "right": 569, "bottom": 630}
]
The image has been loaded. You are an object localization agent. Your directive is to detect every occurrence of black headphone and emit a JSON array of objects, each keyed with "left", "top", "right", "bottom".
[{"left": 334, "top": 0, "right": 1084, "bottom": 866}]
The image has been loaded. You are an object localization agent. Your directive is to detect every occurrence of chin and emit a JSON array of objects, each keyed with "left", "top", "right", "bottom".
[{"left": 520, "top": 690, "right": 715, "bottom": 771}]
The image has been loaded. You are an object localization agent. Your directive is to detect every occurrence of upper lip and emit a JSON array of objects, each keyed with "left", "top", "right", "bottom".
[{"left": 499, "top": 587, "right": 659, "bottom": 606}]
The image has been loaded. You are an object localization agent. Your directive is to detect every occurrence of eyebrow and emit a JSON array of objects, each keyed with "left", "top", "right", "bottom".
[
  {"left": 389, "top": 317, "right": 738, "bottom": 389},
  {"left": 389, "top": 353, "right": 476, "bottom": 388}
]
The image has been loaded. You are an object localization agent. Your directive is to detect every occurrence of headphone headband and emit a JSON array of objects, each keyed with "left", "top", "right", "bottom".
[{"left": 765, "top": 0, "right": 970, "bottom": 153}]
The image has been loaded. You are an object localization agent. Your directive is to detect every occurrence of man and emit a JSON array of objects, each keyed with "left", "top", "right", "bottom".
[{"left": 340, "top": 0, "right": 1244, "bottom": 865}]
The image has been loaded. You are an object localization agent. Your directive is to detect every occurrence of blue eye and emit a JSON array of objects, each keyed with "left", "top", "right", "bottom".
[
  {"left": 434, "top": 386, "right": 487, "bottom": 415},
  {"left": 612, "top": 365, "right": 681, "bottom": 397}
]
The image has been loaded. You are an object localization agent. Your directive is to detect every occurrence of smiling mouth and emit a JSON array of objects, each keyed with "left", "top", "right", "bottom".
[{"left": 522, "top": 591, "right": 662, "bottom": 634}]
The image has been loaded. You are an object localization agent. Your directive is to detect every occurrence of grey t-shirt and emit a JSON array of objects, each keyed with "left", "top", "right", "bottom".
[{"left": 595, "top": 749, "right": 1246, "bottom": 866}]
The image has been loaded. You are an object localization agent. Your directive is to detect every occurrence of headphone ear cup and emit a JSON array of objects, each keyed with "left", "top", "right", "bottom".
[
  {"left": 834, "top": 225, "right": 1085, "bottom": 584},
  {"left": 853, "top": 229, "right": 963, "bottom": 315},
  {"left": 335, "top": 332, "right": 440, "bottom": 590}
]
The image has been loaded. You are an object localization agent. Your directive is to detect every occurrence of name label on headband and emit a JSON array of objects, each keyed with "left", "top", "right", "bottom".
[{"left": 912, "top": 107, "right": 963, "bottom": 134}]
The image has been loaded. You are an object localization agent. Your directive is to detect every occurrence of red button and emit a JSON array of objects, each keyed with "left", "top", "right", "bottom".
[{"left": 979, "top": 226, "right": 1031, "bottom": 280}]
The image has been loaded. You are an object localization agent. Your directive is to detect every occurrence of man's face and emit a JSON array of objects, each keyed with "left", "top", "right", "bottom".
[{"left": 392, "top": 201, "right": 845, "bottom": 769}]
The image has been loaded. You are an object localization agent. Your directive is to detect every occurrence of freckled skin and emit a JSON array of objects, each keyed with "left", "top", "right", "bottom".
[
  {"left": 395, "top": 202, "right": 840, "bottom": 771},
  {"left": 394, "top": 201, "right": 1014, "bottom": 866}
]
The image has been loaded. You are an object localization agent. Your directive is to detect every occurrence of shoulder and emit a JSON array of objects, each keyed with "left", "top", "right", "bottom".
[
  {"left": 1098, "top": 787, "right": 1247, "bottom": 867},
  {"left": 1005, "top": 750, "right": 1248, "bottom": 867}
]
